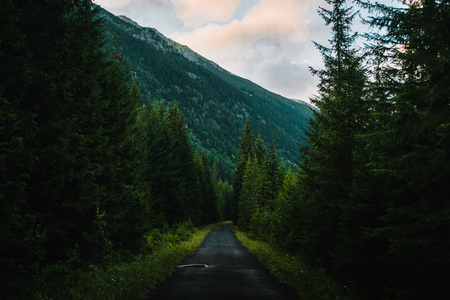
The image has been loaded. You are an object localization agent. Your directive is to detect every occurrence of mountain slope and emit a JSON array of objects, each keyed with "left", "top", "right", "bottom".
[{"left": 97, "top": 7, "right": 315, "bottom": 181}]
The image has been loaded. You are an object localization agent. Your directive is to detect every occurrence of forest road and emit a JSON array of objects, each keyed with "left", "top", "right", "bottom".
[{"left": 147, "top": 223, "right": 298, "bottom": 300}]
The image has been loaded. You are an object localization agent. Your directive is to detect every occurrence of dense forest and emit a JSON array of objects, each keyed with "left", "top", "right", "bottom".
[
  {"left": 233, "top": 0, "right": 450, "bottom": 299},
  {"left": 96, "top": 6, "right": 316, "bottom": 182},
  {"left": 0, "top": 1, "right": 232, "bottom": 298},
  {"left": 2, "top": 0, "right": 449, "bottom": 299}
]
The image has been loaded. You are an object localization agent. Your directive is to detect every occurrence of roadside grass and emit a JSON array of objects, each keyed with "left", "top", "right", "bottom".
[
  {"left": 231, "top": 226, "right": 355, "bottom": 300},
  {"left": 37, "top": 222, "right": 226, "bottom": 300}
]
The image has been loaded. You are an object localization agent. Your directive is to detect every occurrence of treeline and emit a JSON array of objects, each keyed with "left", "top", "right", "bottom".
[
  {"left": 233, "top": 0, "right": 450, "bottom": 299},
  {"left": 98, "top": 7, "right": 313, "bottom": 176},
  {"left": 0, "top": 1, "right": 231, "bottom": 298}
]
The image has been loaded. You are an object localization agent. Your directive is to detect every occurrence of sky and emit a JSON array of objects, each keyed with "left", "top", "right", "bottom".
[{"left": 92, "top": 0, "right": 366, "bottom": 103}]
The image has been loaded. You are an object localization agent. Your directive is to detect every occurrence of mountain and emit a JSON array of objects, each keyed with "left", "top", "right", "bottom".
[{"left": 97, "top": 7, "right": 315, "bottom": 181}]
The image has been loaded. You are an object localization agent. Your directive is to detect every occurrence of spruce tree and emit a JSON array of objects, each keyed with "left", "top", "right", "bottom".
[
  {"left": 299, "top": 0, "right": 369, "bottom": 268},
  {"left": 271, "top": 167, "right": 304, "bottom": 250},
  {"left": 237, "top": 155, "right": 260, "bottom": 232},
  {"left": 266, "top": 139, "right": 284, "bottom": 203},
  {"left": 360, "top": 0, "right": 450, "bottom": 298},
  {"left": 143, "top": 102, "right": 180, "bottom": 226},
  {"left": 0, "top": 2, "right": 46, "bottom": 294},
  {"left": 5, "top": 0, "right": 110, "bottom": 265},
  {"left": 1, "top": 3, "right": 151, "bottom": 293},
  {"left": 0, "top": 0, "right": 134, "bottom": 294},
  {"left": 200, "top": 152, "right": 219, "bottom": 224},
  {"left": 168, "top": 103, "right": 202, "bottom": 225},
  {"left": 233, "top": 118, "right": 254, "bottom": 223}
]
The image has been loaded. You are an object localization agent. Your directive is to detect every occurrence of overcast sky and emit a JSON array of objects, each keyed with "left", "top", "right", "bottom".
[{"left": 93, "top": 0, "right": 369, "bottom": 103}]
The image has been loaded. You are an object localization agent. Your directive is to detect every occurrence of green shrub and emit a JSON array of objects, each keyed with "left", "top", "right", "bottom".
[
  {"left": 145, "top": 220, "right": 196, "bottom": 251},
  {"left": 33, "top": 222, "right": 224, "bottom": 300},
  {"left": 232, "top": 226, "right": 356, "bottom": 300}
]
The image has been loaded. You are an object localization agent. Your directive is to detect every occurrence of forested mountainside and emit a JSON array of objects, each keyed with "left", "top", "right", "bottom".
[{"left": 97, "top": 7, "right": 315, "bottom": 181}]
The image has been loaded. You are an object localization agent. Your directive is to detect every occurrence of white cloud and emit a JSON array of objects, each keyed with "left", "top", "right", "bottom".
[
  {"left": 95, "top": 0, "right": 327, "bottom": 101},
  {"left": 168, "top": 0, "right": 324, "bottom": 101},
  {"left": 172, "top": 0, "right": 310, "bottom": 46},
  {"left": 94, "top": 0, "right": 143, "bottom": 10},
  {"left": 170, "top": 0, "right": 241, "bottom": 26}
]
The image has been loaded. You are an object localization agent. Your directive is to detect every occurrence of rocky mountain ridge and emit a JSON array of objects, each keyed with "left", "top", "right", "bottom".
[{"left": 97, "top": 6, "right": 315, "bottom": 180}]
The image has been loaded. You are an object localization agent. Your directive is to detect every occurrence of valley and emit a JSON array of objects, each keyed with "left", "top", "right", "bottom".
[{"left": 98, "top": 6, "right": 315, "bottom": 180}]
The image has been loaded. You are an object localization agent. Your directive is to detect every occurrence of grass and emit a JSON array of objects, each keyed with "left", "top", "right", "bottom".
[
  {"left": 37, "top": 222, "right": 226, "bottom": 300},
  {"left": 231, "top": 226, "right": 356, "bottom": 300}
]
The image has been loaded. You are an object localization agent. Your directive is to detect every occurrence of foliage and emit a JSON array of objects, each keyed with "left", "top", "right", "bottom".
[
  {"left": 233, "top": 119, "right": 254, "bottom": 222},
  {"left": 97, "top": 6, "right": 316, "bottom": 180},
  {"left": 0, "top": 1, "right": 225, "bottom": 298},
  {"left": 357, "top": 0, "right": 450, "bottom": 298},
  {"left": 232, "top": 226, "right": 355, "bottom": 300},
  {"left": 232, "top": 1, "right": 450, "bottom": 299},
  {"left": 32, "top": 222, "right": 223, "bottom": 300}
]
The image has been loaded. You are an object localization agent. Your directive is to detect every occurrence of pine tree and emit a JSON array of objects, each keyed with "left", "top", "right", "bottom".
[
  {"left": 0, "top": 0, "right": 133, "bottom": 294},
  {"left": 252, "top": 134, "right": 267, "bottom": 166},
  {"left": 232, "top": 118, "right": 254, "bottom": 223},
  {"left": 201, "top": 152, "right": 219, "bottom": 224},
  {"left": 299, "top": 0, "right": 369, "bottom": 269},
  {"left": 98, "top": 69, "right": 151, "bottom": 256},
  {"left": 3, "top": 0, "right": 109, "bottom": 265},
  {"left": 271, "top": 167, "right": 303, "bottom": 250},
  {"left": 266, "top": 139, "right": 284, "bottom": 203},
  {"left": 168, "top": 103, "right": 202, "bottom": 225},
  {"left": 360, "top": 0, "right": 450, "bottom": 298},
  {"left": 212, "top": 162, "right": 234, "bottom": 221},
  {"left": 143, "top": 102, "right": 181, "bottom": 226},
  {"left": 1, "top": 3, "right": 152, "bottom": 295},
  {"left": 0, "top": 2, "right": 47, "bottom": 295},
  {"left": 237, "top": 155, "right": 260, "bottom": 232},
  {"left": 194, "top": 152, "right": 219, "bottom": 225}
]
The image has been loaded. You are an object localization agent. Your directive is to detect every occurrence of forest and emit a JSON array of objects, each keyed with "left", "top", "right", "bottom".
[
  {"left": 0, "top": 1, "right": 231, "bottom": 298},
  {"left": 97, "top": 6, "right": 315, "bottom": 182},
  {"left": 232, "top": 0, "right": 450, "bottom": 299},
  {"left": 1, "top": 0, "right": 449, "bottom": 299}
]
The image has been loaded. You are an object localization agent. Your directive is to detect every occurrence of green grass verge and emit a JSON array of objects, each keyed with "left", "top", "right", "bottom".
[
  {"left": 39, "top": 222, "right": 225, "bottom": 300},
  {"left": 231, "top": 226, "right": 355, "bottom": 300}
]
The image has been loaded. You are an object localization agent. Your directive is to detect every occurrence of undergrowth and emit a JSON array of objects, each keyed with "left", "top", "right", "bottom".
[
  {"left": 231, "top": 225, "right": 356, "bottom": 300},
  {"left": 35, "top": 222, "right": 225, "bottom": 300}
]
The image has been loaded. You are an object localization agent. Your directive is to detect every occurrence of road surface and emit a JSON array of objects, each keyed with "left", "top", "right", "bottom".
[{"left": 148, "top": 223, "right": 298, "bottom": 300}]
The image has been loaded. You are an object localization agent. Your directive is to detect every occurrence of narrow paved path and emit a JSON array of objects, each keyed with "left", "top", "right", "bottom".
[{"left": 148, "top": 223, "right": 298, "bottom": 300}]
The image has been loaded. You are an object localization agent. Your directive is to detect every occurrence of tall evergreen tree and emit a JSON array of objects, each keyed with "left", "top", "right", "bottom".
[
  {"left": 141, "top": 102, "right": 174, "bottom": 227},
  {"left": 168, "top": 103, "right": 202, "bottom": 225},
  {"left": 1, "top": 1, "right": 151, "bottom": 296},
  {"left": 360, "top": 0, "right": 450, "bottom": 298},
  {"left": 212, "top": 162, "right": 234, "bottom": 221},
  {"left": 5, "top": 0, "right": 112, "bottom": 265},
  {"left": 200, "top": 152, "right": 219, "bottom": 224},
  {"left": 0, "top": 1, "right": 46, "bottom": 294},
  {"left": 237, "top": 155, "right": 261, "bottom": 232},
  {"left": 266, "top": 139, "right": 284, "bottom": 203},
  {"left": 299, "top": 0, "right": 369, "bottom": 268},
  {"left": 232, "top": 118, "right": 254, "bottom": 222}
]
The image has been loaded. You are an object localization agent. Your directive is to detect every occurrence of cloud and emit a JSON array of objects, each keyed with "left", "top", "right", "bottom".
[
  {"left": 95, "top": 0, "right": 326, "bottom": 101},
  {"left": 95, "top": 0, "right": 183, "bottom": 34},
  {"left": 170, "top": 0, "right": 311, "bottom": 70},
  {"left": 235, "top": 37, "right": 321, "bottom": 101},
  {"left": 94, "top": 0, "right": 154, "bottom": 10},
  {"left": 172, "top": 0, "right": 310, "bottom": 46},
  {"left": 169, "top": 0, "right": 323, "bottom": 101},
  {"left": 170, "top": 0, "right": 241, "bottom": 26}
]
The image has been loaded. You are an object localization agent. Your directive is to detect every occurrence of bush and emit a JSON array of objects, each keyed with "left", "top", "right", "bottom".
[
  {"left": 232, "top": 226, "right": 356, "bottom": 300},
  {"left": 31, "top": 221, "right": 223, "bottom": 300}
]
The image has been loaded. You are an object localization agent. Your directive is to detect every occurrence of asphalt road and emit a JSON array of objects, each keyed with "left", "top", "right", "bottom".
[{"left": 148, "top": 223, "right": 298, "bottom": 300}]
